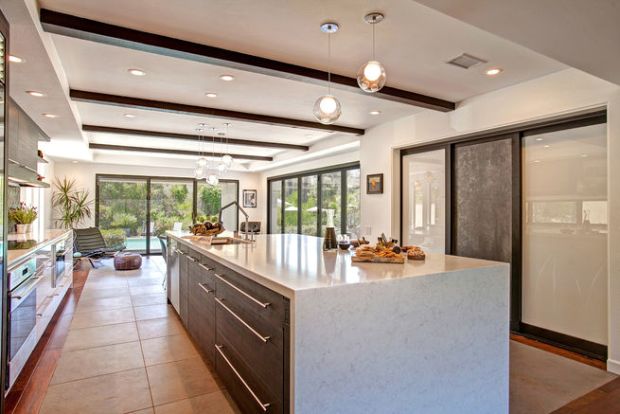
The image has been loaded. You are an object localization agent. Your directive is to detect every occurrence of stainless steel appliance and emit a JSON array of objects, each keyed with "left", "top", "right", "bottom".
[
  {"left": 52, "top": 238, "right": 71, "bottom": 287},
  {"left": 7, "top": 260, "right": 37, "bottom": 362}
]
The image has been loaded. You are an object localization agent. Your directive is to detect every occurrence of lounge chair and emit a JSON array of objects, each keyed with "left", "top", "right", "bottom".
[{"left": 73, "top": 227, "right": 126, "bottom": 268}]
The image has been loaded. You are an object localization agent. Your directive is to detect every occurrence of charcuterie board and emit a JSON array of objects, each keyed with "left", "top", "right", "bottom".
[{"left": 351, "top": 254, "right": 405, "bottom": 264}]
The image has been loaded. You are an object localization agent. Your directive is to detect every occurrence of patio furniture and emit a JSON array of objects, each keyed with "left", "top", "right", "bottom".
[
  {"left": 113, "top": 252, "right": 142, "bottom": 270},
  {"left": 158, "top": 235, "right": 167, "bottom": 263},
  {"left": 73, "top": 227, "right": 126, "bottom": 268}
]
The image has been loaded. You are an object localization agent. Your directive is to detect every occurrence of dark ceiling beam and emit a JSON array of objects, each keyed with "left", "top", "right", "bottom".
[
  {"left": 83, "top": 125, "right": 310, "bottom": 151},
  {"left": 89, "top": 143, "right": 273, "bottom": 161},
  {"left": 71, "top": 90, "right": 364, "bottom": 135},
  {"left": 41, "top": 8, "right": 455, "bottom": 112}
]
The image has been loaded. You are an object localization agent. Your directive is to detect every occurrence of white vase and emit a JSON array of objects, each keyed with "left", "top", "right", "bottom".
[
  {"left": 26, "top": 223, "right": 32, "bottom": 233},
  {"left": 15, "top": 224, "right": 27, "bottom": 234}
]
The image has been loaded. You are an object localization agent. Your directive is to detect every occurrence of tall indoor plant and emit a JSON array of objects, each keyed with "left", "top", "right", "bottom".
[{"left": 52, "top": 177, "right": 93, "bottom": 229}]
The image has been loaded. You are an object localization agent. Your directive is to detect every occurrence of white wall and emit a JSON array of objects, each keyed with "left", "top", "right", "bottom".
[
  {"left": 52, "top": 162, "right": 263, "bottom": 228},
  {"left": 358, "top": 68, "right": 620, "bottom": 373}
]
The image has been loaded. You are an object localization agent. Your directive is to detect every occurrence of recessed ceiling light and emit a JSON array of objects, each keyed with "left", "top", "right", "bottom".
[
  {"left": 72, "top": 160, "right": 79, "bottom": 164},
  {"left": 128, "top": 68, "right": 146, "bottom": 76},
  {"left": 581, "top": 153, "right": 588, "bottom": 158},
  {"left": 205, "top": 92, "right": 217, "bottom": 98},
  {"left": 535, "top": 137, "right": 543, "bottom": 142},
  {"left": 124, "top": 113, "right": 136, "bottom": 118},
  {"left": 533, "top": 160, "right": 541, "bottom": 164},
  {"left": 544, "top": 145, "right": 551, "bottom": 149},
  {"left": 8, "top": 55, "right": 23, "bottom": 63},
  {"left": 198, "top": 123, "right": 208, "bottom": 128},
  {"left": 485, "top": 67, "right": 503, "bottom": 76},
  {"left": 26, "top": 91, "right": 45, "bottom": 97},
  {"left": 223, "top": 122, "right": 232, "bottom": 127},
  {"left": 219, "top": 74, "right": 235, "bottom": 81},
  {"left": 42, "top": 113, "right": 57, "bottom": 118},
  {"left": 195, "top": 128, "right": 204, "bottom": 132},
  {"left": 369, "top": 110, "right": 381, "bottom": 115}
]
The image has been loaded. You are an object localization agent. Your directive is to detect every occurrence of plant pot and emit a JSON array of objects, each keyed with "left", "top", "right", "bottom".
[
  {"left": 26, "top": 223, "right": 33, "bottom": 233},
  {"left": 15, "top": 224, "right": 27, "bottom": 234}
]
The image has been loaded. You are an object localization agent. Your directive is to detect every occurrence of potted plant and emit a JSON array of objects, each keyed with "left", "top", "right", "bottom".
[
  {"left": 52, "top": 177, "right": 93, "bottom": 229},
  {"left": 9, "top": 203, "right": 38, "bottom": 234}
]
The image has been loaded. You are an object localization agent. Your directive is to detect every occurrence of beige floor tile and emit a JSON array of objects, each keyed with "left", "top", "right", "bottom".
[
  {"left": 147, "top": 357, "right": 219, "bottom": 406},
  {"left": 137, "top": 316, "right": 184, "bottom": 340},
  {"left": 127, "top": 277, "right": 166, "bottom": 287},
  {"left": 130, "top": 284, "right": 166, "bottom": 296},
  {"left": 132, "top": 292, "right": 168, "bottom": 307},
  {"left": 52, "top": 341, "right": 144, "bottom": 384},
  {"left": 70, "top": 307, "right": 135, "bottom": 329},
  {"left": 154, "top": 391, "right": 237, "bottom": 414},
  {"left": 75, "top": 295, "right": 133, "bottom": 314},
  {"left": 63, "top": 322, "right": 139, "bottom": 351},
  {"left": 142, "top": 333, "right": 198, "bottom": 366},
  {"left": 128, "top": 409, "right": 155, "bottom": 414},
  {"left": 84, "top": 278, "right": 129, "bottom": 289},
  {"left": 40, "top": 368, "right": 152, "bottom": 414},
  {"left": 80, "top": 286, "right": 131, "bottom": 300},
  {"left": 134, "top": 304, "right": 174, "bottom": 321}
]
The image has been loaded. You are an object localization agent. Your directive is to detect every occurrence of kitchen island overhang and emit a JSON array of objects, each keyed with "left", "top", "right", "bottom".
[{"left": 167, "top": 232, "right": 509, "bottom": 413}]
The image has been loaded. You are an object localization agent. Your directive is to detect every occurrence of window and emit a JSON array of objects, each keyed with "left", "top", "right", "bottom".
[
  {"left": 401, "top": 149, "right": 446, "bottom": 253},
  {"left": 267, "top": 163, "right": 360, "bottom": 237},
  {"left": 96, "top": 175, "right": 238, "bottom": 254}
]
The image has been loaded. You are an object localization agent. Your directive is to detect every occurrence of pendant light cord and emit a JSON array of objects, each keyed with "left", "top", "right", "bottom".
[
  {"left": 327, "top": 31, "right": 332, "bottom": 95},
  {"left": 372, "top": 18, "right": 376, "bottom": 60}
]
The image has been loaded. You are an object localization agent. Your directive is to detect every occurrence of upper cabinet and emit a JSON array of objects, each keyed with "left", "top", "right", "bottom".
[{"left": 8, "top": 99, "right": 50, "bottom": 188}]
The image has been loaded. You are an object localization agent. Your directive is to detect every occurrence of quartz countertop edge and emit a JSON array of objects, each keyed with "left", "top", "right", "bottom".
[
  {"left": 7, "top": 229, "right": 72, "bottom": 267},
  {"left": 167, "top": 231, "right": 508, "bottom": 299}
]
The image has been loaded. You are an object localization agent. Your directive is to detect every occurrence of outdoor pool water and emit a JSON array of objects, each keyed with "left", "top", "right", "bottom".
[{"left": 125, "top": 236, "right": 161, "bottom": 252}]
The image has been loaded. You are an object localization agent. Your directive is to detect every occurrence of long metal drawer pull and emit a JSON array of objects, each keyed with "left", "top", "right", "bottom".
[
  {"left": 198, "top": 282, "right": 214, "bottom": 294},
  {"left": 187, "top": 256, "right": 197, "bottom": 262},
  {"left": 175, "top": 249, "right": 185, "bottom": 255},
  {"left": 215, "top": 344, "right": 271, "bottom": 412},
  {"left": 215, "top": 297, "right": 270, "bottom": 343},
  {"left": 197, "top": 262, "right": 214, "bottom": 272},
  {"left": 214, "top": 273, "right": 270, "bottom": 308}
]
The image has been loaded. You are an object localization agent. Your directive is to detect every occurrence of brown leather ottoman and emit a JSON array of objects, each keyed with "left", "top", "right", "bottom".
[{"left": 114, "top": 252, "right": 142, "bottom": 270}]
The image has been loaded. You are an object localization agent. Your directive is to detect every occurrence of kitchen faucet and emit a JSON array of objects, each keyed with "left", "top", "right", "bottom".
[{"left": 218, "top": 200, "right": 254, "bottom": 241}]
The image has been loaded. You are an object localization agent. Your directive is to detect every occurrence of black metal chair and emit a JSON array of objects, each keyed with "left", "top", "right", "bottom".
[
  {"left": 240, "top": 221, "right": 261, "bottom": 234},
  {"left": 73, "top": 227, "right": 126, "bottom": 268}
]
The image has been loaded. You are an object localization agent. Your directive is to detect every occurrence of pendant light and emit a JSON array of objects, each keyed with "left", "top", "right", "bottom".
[
  {"left": 221, "top": 123, "right": 233, "bottom": 169},
  {"left": 194, "top": 127, "right": 207, "bottom": 179},
  {"left": 206, "top": 127, "right": 219, "bottom": 186},
  {"left": 313, "top": 22, "right": 342, "bottom": 125},
  {"left": 357, "top": 12, "right": 386, "bottom": 93}
]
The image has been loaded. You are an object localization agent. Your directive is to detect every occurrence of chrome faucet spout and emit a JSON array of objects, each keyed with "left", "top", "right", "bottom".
[{"left": 218, "top": 201, "right": 251, "bottom": 241}]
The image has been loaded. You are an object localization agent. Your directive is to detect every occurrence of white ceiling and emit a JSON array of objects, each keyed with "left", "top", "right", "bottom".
[
  {"left": 414, "top": 0, "right": 620, "bottom": 86},
  {"left": 8, "top": 0, "right": 570, "bottom": 170}
]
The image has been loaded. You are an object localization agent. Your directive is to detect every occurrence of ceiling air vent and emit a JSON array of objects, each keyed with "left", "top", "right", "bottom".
[{"left": 447, "top": 53, "right": 487, "bottom": 69}]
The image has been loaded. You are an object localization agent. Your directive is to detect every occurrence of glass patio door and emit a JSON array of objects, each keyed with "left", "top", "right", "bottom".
[{"left": 150, "top": 179, "right": 194, "bottom": 253}]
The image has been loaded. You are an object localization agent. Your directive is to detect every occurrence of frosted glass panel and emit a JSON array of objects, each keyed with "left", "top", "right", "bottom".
[
  {"left": 522, "top": 122, "right": 607, "bottom": 345},
  {"left": 402, "top": 149, "right": 445, "bottom": 252}
]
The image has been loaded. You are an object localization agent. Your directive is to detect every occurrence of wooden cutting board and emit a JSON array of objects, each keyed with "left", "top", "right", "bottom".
[{"left": 351, "top": 255, "right": 405, "bottom": 264}]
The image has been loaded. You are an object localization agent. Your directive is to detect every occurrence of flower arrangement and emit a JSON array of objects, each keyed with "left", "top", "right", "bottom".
[{"left": 8, "top": 202, "right": 38, "bottom": 224}]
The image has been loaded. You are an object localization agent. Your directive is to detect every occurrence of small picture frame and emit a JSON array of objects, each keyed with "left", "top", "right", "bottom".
[
  {"left": 243, "top": 189, "right": 258, "bottom": 208},
  {"left": 366, "top": 174, "right": 384, "bottom": 194}
]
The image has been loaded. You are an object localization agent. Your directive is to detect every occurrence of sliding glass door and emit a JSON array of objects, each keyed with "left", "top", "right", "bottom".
[
  {"left": 267, "top": 163, "right": 360, "bottom": 237},
  {"left": 150, "top": 179, "right": 194, "bottom": 253},
  {"left": 96, "top": 175, "right": 238, "bottom": 254},
  {"left": 97, "top": 177, "right": 148, "bottom": 253}
]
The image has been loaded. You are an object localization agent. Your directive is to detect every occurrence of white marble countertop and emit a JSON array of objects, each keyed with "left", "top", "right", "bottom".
[
  {"left": 7, "top": 229, "right": 72, "bottom": 267},
  {"left": 167, "top": 231, "right": 507, "bottom": 297}
]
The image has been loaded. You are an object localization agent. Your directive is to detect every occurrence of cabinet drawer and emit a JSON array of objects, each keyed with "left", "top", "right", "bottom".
[
  {"left": 216, "top": 297, "right": 283, "bottom": 396},
  {"left": 215, "top": 343, "right": 282, "bottom": 414},
  {"left": 214, "top": 270, "right": 287, "bottom": 335},
  {"left": 188, "top": 260, "right": 216, "bottom": 364}
]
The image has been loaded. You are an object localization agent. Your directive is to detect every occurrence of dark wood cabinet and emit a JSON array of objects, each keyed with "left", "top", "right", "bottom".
[{"left": 171, "top": 243, "right": 289, "bottom": 414}]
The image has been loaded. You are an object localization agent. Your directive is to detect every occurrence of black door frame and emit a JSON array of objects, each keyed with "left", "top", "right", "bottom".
[
  {"left": 398, "top": 110, "right": 608, "bottom": 360},
  {"left": 95, "top": 174, "right": 239, "bottom": 255}
]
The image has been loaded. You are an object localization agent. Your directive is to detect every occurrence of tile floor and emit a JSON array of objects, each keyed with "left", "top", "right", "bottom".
[{"left": 39, "top": 256, "right": 239, "bottom": 414}]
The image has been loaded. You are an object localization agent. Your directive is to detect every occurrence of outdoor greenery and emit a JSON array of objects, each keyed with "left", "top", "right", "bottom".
[
  {"left": 97, "top": 178, "right": 235, "bottom": 251},
  {"left": 100, "top": 228, "right": 127, "bottom": 250},
  {"left": 8, "top": 202, "right": 38, "bottom": 224},
  {"left": 52, "top": 178, "right": 93, "bottom": 229}
]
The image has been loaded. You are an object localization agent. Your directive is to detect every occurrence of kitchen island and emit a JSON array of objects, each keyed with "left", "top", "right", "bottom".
[{"left": 166, "top": 232, "right": 509, "bottom": 414}]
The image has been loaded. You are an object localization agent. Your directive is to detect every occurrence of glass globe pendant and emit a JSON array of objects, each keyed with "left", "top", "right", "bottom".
[
  {"left": 313, "top": 22, "right": 341, "bottom": 124},
  {"left": 206, "top": 174, "right": 219, "bottom": 186},
  {"left": 222, "top": 154, "right": 233, "bottom": 168},
  {"left": 194, "top": 165, "right": 205, "bottom": 179},
  {"left": 313, "top": 94, "right": 341, "bottom": 124},
  {"left": 357, "top": 13, "right": 387, "bottom": 93}
]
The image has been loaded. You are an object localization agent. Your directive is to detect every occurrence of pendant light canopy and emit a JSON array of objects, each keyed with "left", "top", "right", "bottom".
[
  {"left": 313, "top": 22, "right": 341, "bottom": 125},
  {"left": 357, "top": 12, "right": 387, "bottom": 93}
]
